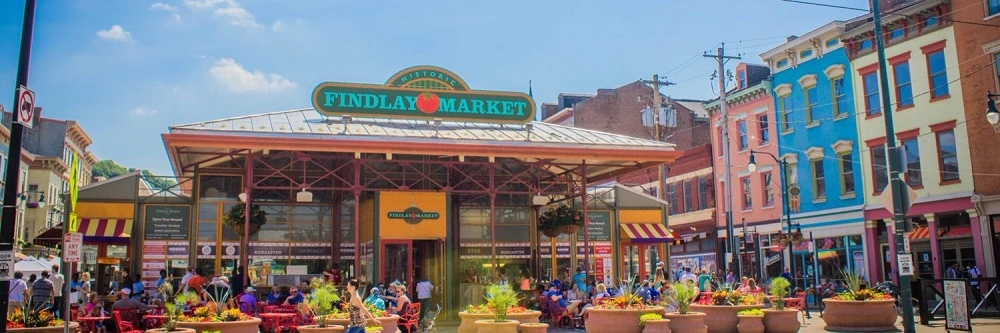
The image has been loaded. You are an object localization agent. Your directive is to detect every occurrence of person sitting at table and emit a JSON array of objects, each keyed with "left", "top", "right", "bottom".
[
  {"left": 112, "top": 288, "right": 148, "bottom": 312},
  {"left": 237, "top": 287, "right": 257, "bottom": 315},
  {"left": 390, "top": 285, "right": 411, "bottom": 315},
  {"left": 82, "top": 293, "right": 107, "bottom": 333},
  {"left": 283, "top": 287, "right": 304, "bottom": 306},
  {"left": 738, "top": 278, "right": 759, "bottom": 294},
  {"left": 267, "top": 286, "right": 285, "bottom": 305}
]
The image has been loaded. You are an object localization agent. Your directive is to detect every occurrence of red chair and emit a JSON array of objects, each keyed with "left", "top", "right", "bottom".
[
  {"left": 398, "top": 302, "right": 420, "bottom": 333},
  {"left": 545, "top": 299, "right": 572, "bottom": 329},
  {"left": 113, "top": 310, "right": 144, "bottom": 333}
]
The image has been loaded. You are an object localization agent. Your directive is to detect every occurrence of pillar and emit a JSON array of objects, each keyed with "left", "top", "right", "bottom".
[
  {"left": 927, "top": 213, "right": 941, "bottom": 281},
  {"left": 864, "top": 220, "right": 881, "bottom": 283},
  {"left": 968, "top": 209, "right": 987, "bottom": 280}
]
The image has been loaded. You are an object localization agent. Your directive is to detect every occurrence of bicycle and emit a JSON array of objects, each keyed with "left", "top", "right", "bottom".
[{"left": 875, "top": 281, "right": 919, "bottom": 316}]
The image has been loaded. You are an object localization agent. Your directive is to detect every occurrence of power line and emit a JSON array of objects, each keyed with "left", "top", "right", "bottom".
[{"left": 779, "top": 0, "right": 1000, "bottom": 28}]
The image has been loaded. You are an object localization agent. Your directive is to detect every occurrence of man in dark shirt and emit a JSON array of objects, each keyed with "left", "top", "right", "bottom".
[
  {"left": 30, "top": 271, "right": 55, "bottom": 310},
  {"left": 230, "top": 266, "right": 245, "bottom": 296}
]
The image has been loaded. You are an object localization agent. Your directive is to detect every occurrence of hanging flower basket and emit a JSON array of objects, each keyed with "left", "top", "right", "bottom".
[
  {"left": 541, "top": 228, "right": 561, "bottom": 238},
  {"left": 538, "top": 204, "right": 583, "bottom": 236},
  {"left": 559, "top": 224, "right": 581, "bottom": 235},
  {"left": 223, "top": 204, "right": 267, "bottom": 237}
]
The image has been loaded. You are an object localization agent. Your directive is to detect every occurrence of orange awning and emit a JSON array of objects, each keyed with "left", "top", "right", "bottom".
[
  {"left": 621, "top": 223, "right": 678, "bottom": 244},
  {"left": 907, "top": 227, "right": 930, "bottom": 240}
]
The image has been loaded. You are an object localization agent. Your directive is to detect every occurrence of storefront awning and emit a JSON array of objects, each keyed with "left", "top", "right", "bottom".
[
  {"left": 907, "top": 225, "right": 972, "bottom": 240},
  {"left": 621, "top": 223, "right": 678, "bottom": 244},
  {"left": 33, "top": 218, "right": 134, "bottom": 247}
]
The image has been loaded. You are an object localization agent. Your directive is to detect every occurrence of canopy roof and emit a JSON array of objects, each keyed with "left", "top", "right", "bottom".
[{"left": 163, "top": 108, "right": 680, "bottom": 184}]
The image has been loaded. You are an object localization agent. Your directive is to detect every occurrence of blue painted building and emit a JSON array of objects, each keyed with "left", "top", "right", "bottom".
[{"left": 759, "top": 21, "right": 868, "bottom": 286}]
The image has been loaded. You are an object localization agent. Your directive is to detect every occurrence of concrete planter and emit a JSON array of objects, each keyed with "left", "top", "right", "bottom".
[
  {"left": 762, "top": 309, "right": 799, "bottom": 333},
  {"left": 176, "top": 318, "right": 262, "bottom": 333},
  {"left": 506, "top": 310, "right": 541, "bottom": 324},
  {"left": 297, "top": 324, "right": 346, "bottom": 333},
  {"left": 584, "top": 306, "right": 665, "bottom": 333},
  {"left": 642, "top": 319, "right": 672, "bottom": 333},
  {"left": 8, "top": 322, "right": 80, "bottom": 333},
  {"left": 689, "top": 304, "right": 764, "bottom": 333},
  {"left": 518, "top": 323, "right": 548, "bottom": 333},
  {"left": 458, "top": 312, "right": 495, "bottom": 333},
  {"left": 736, "top": 315, "right": 764, "bottom": 333},
  {"left": 474, "top": 320, "right": 519, "bottom": 333},
  {"left": 664, "top": 312, "right": 707, "bottom": 333},
  {"left": 375, "top": 315, "right": 400, "bottom": 333},
  {"left": 821, "top": 299, "right": 897, "bottom": 332}
]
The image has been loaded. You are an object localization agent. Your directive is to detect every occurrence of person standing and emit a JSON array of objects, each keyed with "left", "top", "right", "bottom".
[
  {"left": 8, "top": 272, "right": 28, "bottom": 312},
  {"left": 573, "top": 267, "right": 587, "bottom": 292},
  {"left": 231, "top": 266, "right": 245, "bottom": 297},
  {"left": 345, "top": 279, "right": 378, "bottom": 333},
  {"left": 156, "top": 270, "right": 168, "bottom": 289},
  {"left": 697, "top": 269, "right": 712, "bottom": 292},
  {"left": 415, "top": 276, "right": 434, "bottom": 319},
  {"left": 180, "top": 267, "right": 195, "bottom": 293},
  {"left": 679, "top": 268, "right": 697, "bottom": 285},
  {"left": 946, "top": 263, "right": 961, "bottom": 279},
  {"left": 31, "top": 270, "right": 55, "bottom": 311},
  {"left": 51, "top": 265, "right": 65, "bottom": 317}
]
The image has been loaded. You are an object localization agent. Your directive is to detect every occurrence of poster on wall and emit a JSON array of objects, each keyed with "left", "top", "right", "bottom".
[
  {"left": 943, "top": 279, "right": 971, "bottom": 331},
  {"left": 143, "top": 205, "right": 191, "bottom": 240},
  {"left": 577, "top": 211, "right": 612, "bottom": 242},
  {"left": 852, "top": 250, "right": 865, "bottom": 279}
]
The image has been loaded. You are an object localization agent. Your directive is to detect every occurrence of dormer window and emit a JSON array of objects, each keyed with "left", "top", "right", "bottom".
[
  {"left": 738, "top": 70, "right": 747, "bottom": 89},
  {"left": 776, "top": 59, "right": 790, "bottom": 69},
  {"left": 800, "top": 49, "right": 814, "bottom": 59},
  {"left": 889, "top": 27, "right": 904, "bottom": 40},
  {"left": 859, "top": 39, "right": 873, "bottom": 51},
  {"left": 923, "top": 15, "right": 939, "bottom": 29}
]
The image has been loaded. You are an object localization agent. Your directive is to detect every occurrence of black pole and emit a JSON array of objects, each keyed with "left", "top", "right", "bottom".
[{"left": 1, "top": 2, "right": 37, "bottom": 333}]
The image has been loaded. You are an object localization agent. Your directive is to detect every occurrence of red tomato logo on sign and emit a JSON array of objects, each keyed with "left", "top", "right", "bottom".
[{"left": 416, "top": 92, "right": 440, "bottom": 113}]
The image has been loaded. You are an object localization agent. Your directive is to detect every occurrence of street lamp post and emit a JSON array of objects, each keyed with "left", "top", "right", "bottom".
[{"left": 747, "top": 150, "right": 795, "bottom": 282}]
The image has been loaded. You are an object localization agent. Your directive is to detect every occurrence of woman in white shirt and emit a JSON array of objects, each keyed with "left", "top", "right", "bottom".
[{"left": 78, "top": 272, "right": 92, "bottom": 304}]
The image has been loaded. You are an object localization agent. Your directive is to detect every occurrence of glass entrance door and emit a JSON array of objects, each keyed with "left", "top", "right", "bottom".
[{"left": 381, "top": 240, "right": 412, "bottom": 288}]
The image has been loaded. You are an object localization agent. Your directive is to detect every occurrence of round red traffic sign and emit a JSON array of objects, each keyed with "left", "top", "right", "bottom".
[{"left": 17, "top": 88, "right": 34, "bottom": 123}]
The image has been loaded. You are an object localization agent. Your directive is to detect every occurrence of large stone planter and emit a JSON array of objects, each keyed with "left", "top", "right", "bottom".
[
  {"left": 690, "top": 304, "right": 764, "bottom": 333},
  {"left": 519, "top": 323, "right": 548, "bottom": 333},
  {"left": 459, "top": 312, "right": 495, "bottom": 333},
  {"left": 147, "top": 329, "right": 197, "bottom": 333},
  {"left": 507, "top": 310, "right": 541, "bottom": 324},
  {"left": 737, "top": 315, "right": 764, "bottom": 333},
  {"left": 376, "top": 315, "right": 401, "bottom": 333},
  {"left": 296, "top": 325, "right": 346, "bottom": 333},
  {"left": 643, "top": 319, "right": 672, "bottom": 333},
  {"left": 664, "top": 312, "right": 707, "bottom": 333},
  {"left": 585, "top": 306, "right": 665, "bottom": 333},
  {"left": 762, "top": 309, "right": 800, "bottom": 333},
  {"left": 474, "top": 320, "right": 519, "bottom": 333},
  {"left": 8, "top": 322, "right": 80, "bottom": 333},
  {"left": 322, "top": 317, "right": 351, "bottom": 328},
  {"left": 177, "top": 318, "right": 262, "bottom": 333},
  {"left": 821, "top": 299, "right": 897, "bottom": 332}
]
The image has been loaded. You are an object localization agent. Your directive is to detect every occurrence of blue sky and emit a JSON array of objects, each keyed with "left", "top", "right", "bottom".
[{"left": 0, "top": 0, "right": 870, "bottom": 175}]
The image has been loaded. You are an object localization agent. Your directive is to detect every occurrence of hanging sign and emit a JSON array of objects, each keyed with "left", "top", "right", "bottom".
[
  {"left": 15, "top": 86, "right": 35, "bottom": 129},
  {"left": 312, "top": 65, "right": 536, "bottom": 124},
  {"left": 898, "top": 254, "right": 914, "bottom": 276}
]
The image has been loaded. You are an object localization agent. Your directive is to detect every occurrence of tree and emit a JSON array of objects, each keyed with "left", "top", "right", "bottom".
[{"left": 91, "top": 159, "right": 177, "bottom": 190}]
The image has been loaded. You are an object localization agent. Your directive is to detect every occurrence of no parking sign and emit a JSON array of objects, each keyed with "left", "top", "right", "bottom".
[{"left": 16, "top": 85, "right": 35, "bottom": 128}]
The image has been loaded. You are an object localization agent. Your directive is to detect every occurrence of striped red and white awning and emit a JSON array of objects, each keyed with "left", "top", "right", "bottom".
[
  {"left": 32, "top": 218, "right": 134, "bottom": 247},
  {"left": 621, "top": 223, "right": 678, "bottom": 244}
]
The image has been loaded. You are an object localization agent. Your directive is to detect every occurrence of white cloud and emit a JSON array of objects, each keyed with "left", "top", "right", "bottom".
[
  {"left": 150, "top": 2, "right": 182, "bottom": 22},
  {"left": 208, "top": 58, "right": 297, "bottom": 94},
  {"left": 131, "top": 107, "right": 159, "bottom": 116},
  {"left": 271, "top": 20, "right": 285, "bottom": 31},
  {"left": 185, "top": 0, "right": 259, "bottom": 28},
  {"left": 96, "top": 25, "right": 133, "bottom": 42}
]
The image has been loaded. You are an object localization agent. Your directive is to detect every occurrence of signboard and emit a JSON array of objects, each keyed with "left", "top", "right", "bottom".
[
  {"left": 312, "top": 65, "right": 536, "bottom": 124},
  {"left": 0, "top": 247, "right": 14, "bottom": 281},
  {"left": 143, "top": 205, "right": 191, "bottom": 240},
  {"left": 386, "top": 206, "right": 439, "bottom": 225},
  {"left": 898, "top": 253, "right": 914, "bottom": 276},
  {"left": 943, "top": 279, "right": 972, "bottom": 331},
  {"left": 63, "top": 232, "right": 83, "bottom": 263},
  {"left": 577, "top": 211, "right": 613, "bottom": 242},
  {"left": 16, "top": 86, "right": 35, "bottom": 129}
]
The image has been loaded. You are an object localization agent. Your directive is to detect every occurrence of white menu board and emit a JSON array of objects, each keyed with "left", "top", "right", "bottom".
[{"left": 943, "top": 279, "right": 971, "bottom": 331}]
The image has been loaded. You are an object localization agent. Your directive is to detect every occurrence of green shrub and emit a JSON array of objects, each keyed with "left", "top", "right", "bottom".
[
  {"left": 639, "top": 312, "right": 664, "bottom": 325},
  {"left": 768, "top": 277, "right": 791, "bottom": 310},
  {"left": 738, "top": 308, "right": 765, "bottom": 316}
]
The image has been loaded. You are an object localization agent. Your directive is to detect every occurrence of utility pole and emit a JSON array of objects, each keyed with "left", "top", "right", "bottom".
[
  {"left": 871, "top": 1, "right": 915, "bottom": 332},
  {"left": 0, "top": 1, "right": 37, "bottom": 333},
  {"left": 704, "top": 45, "right": 741, "bottom": 278},
  {"left": 640, "top": 75, "right": 675, "bottom": 268}
]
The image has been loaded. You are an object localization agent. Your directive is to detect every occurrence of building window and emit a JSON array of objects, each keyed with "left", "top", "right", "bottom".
[
  {"left": 738, "top": 70, "right": 747, "bottom": 88},
  {"left": 779, "top": 95, "right": 793, "bottom": 131},
  {"left": 741, "top": 177, "right": 752, "bottom": 210},
  {"left": 738, "top": 120, "right": 748, "bottom": 150},
  {"left": 902, "top": 137, "right": 922, "bottom": 187},
  {"left": 991, "top": 0, "right": 1000, "bottom": 16},
  {"left": 777, "top": 59, "right": 789, "bottom": 68},
  {"left": 871, "top": 144, "right": 889, "bottom": 192},
  {"left": 785, "top": 161, "right": 798, "bottom": 191},
  {"left": 805, "top": 87, "right": 818, "bottom": 124},
  {"left": 812, "top": 159, "right": 826, "bottom": 200},
  {"left": 995, "top": 53, "right": 1000, "bottom": 88},
  {"left": 936, "top": 130, "right": 960, "bottom": 182},
  {"left": 926, "top": 50, "right": 949, "bottom": 98},
  {"left": 889, "top": 27, "right": 905, "bottom": 40},
  {"left": 840, "top": 153, "right": 856, "bottom": 196},
  {"left": 800, "top": 49, "right": 814, "bottom": 59},
  {"left": 683, "top": 180, "right": 694, "bottom": 214},
  {"left": 893, "top": 61, "right": 914, "bottom": 108},
  {"left": 863, "top": 72, "right": 882, "bottom": 116},
  {"left": 860, "top": 39, "right": 873, "bottom": 51},
  {"left": 826, "top": 38, "right": 839, "bottom": 48},
  {"left": 668, "top": 183, "right": 679, "bottom": 214},
  {"left": 762, "top": 172, "right": 775, "bottom": 207},
  {"left": 832, "top": 77, "right": 848, "bottom": 117},
  {"left": 758, "top": 115, "right": 770, "bottom": 145},
  {"left": 698, "top": 177, "right": 710, "bottom": 210},
  {"left": 924, "top": 15, "right": 939, "bottom": 28}
]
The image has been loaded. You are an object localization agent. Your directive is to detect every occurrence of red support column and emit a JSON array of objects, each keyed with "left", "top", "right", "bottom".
[
  {"left": 240, "top": 153, "right": 253, "bottom": 289},
  {"left": 353, "top": 158, "right": 362, "bottom": 281},
  {"left": 864, "top": 220, "right": 882, "bottom": 283},
  {"left": 968, "top": 209, "right": 987, "bottom": 280},
  {"left": 581, "top": 161, "right": 590, "bottom": 274},
  {"left": 489, "top": 161, "right": 497, "bottom": 276}
]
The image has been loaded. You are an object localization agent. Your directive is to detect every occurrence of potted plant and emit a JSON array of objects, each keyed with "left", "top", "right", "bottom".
[
  {"left": 518, "top": 323, "right": 549, "bottom": 333},
  {"left": 364, "top": 302, "right": 399, "bottom": 333},
  {"left": 737, "top": 309, "right": 765, "bottom": 333},
  {"left": 6, "top": 299, "right": 80, "bottom": 333},
  {"left": 176, "top": 289, "right": 261, "bottom": 333},
  {"left": 223, "top": 203, "right": 267, "bottom": 237},
  {"left": 538, "top": 204, "right": 583, "bottom": 236},
  {"left": 822, "top": 269, "right": 896, "bottom": 332},
  {"left": 148, "top": 284, "right": 196, "bottom": 333},
  {"left": 586, "top": 276, "right": 665, "bottom": 333},
  {"left": 690, "top": 288, "right": 763, "bottom": 333},
  {"left": 664, "top": 281, "right": 706, "bottom": 333},
  {"left": 299, "top": 278, "right": 345, "bottom": 333},
  {"left": 639, "top": 313, "right": 671, "bottom": 333},
  {"left": 474, "top": 284, "right": 521, "bottom": 333},
  {"left": 761, "top": 277, "right": 799, "bottom": 333}
]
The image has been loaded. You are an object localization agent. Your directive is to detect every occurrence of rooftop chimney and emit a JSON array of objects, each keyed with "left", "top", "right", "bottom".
[{"left": 786, "top": 35, "right": 798, "bottom": 42}]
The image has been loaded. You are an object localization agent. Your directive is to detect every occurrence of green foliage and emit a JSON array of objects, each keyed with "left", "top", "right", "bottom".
[
  {"left": 839, "top": 268, "right": 862, "bottom": 295},
  {"left": 834, "top": 268, "right": 886, "bottom": 301},
  {"left": 738, "top": 309, "right": 765, "bottom": 316},
  {"left": 308, "top": 278, "right": 342, "bottom": 327},
  {"left": 484, "top": 284, "right": 520, "bottom": 322},
  {"left": 538, "top": 205, "right": 583, "bottom": 232},
  {"left": 639, "top": 313, "right": 664, "bottom": 326},
  {"left": 142, "top": 169, "right": 178, "bottom": 190},
  {"left": 673, "top": 281, "right": 697, "bottom": 314},
  {"left": 91, "top": 159, "right": 177, "bottom": 189},
  {"left": 769, "top": 277, "right": 791, "bottom": 310},
  {"left": 223, "top": 204, "right": 267, "bottom": 231}
]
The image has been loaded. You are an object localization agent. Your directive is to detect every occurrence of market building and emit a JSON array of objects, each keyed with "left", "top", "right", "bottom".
[{"left": 155, "top": 66, "right": 680, "bottom": 317}]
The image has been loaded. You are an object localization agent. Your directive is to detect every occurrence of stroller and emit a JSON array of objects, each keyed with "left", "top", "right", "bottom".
[{"left": 419, "top": 303, "right": 441, "bottom": 333}]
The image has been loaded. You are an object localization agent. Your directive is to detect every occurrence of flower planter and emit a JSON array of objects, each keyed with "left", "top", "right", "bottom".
[
  {"left": 177, "top": 318, "right": 262, "bottom": 333},
  {"left": 664, "top": 312, "right": 707, "bottom": 333},
  {"left": 821, "top": 299, "right": 897, "bottom": 332},
  {"left": 147, "top": 328, "right": 197, "bottom": 333},
  {"left": 585, "top": 306, "right": 665, "bottom": 333},
  {"left": 519, "top": 323, "right": 548, "bottom": 333},
  {"left": 560, "top": 224, "right": 581, "bottom": 235},
  {"left": 474, "top": 320, "right": 519, "bottom": 333},
  {"left": 643, "top": 319, "right": 672, "bottom": 333},
  {"left": 8, "top": 322, "right": 80, "bottom": 333},
  {"left": 376, "top": 315, "right": 401, "bottom": 333},
  {"left": 736, "top": 315, "right": 764, "bottom": 333},
  {"left": 761, "top": 309, "right": 800, "bottom": 333},
  {"left": 323, "top": 317, "right": 351, "bottom": 328},
  {"left": 541, "top": 228, "right": 561, "bottom": 238},
  {"left": 458, "top": 312, "right": 495, "bottom": 333},
  {"left": 297, "top": 325, "right": 346, "bottom": 333},
  {"left": 507, "top": 310, "right": 542, "bottom": 324},
  {"left": 690, "top": 304, "right": 764, "bottom": 333}
]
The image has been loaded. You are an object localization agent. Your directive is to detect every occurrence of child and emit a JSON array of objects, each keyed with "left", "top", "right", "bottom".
[{"left": 82, "top": 293, "right": 107, "bottom": 333}]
